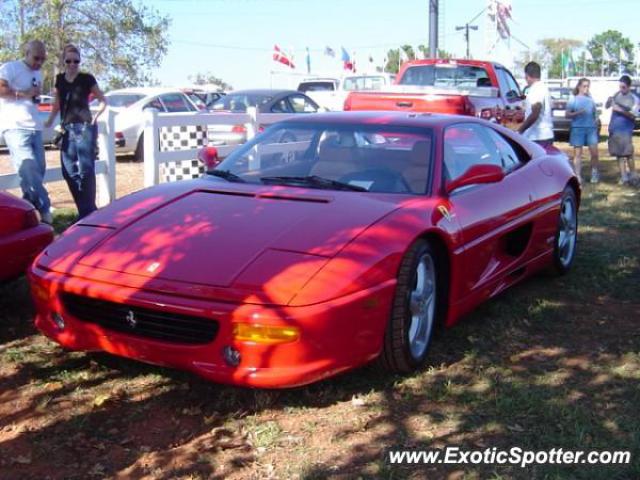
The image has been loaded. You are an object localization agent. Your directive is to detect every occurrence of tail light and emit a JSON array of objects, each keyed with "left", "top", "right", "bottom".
[
  {"left": 231, "top": 124, "right": 247, "bottom": 134},
  {"left": 197, "top": 146, "right": 220, "bottom": 170},
  {"left": 462, "top": 97, "right": 476, "bottom": 116},
  {"left": 115, "top": 131, "right": 125, "bottom": 147},
  {"left": 343, "top": 94, "right": 353, "bottom": 111}
]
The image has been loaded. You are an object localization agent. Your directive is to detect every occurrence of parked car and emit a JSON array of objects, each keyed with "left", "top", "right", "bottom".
[
  {"left": 344, "top": 59, "right": 525, "bottom": 130},
  {"left": 298, "top": 73, "right": 396, "bottom": 111},
  {"left": 549, "top": 86, "right": 602, "bottom": 139},
  {"left": 181, "top": 88, "right": 226, "bottom": 110},
  {"left": 0, "top": 191, "right": 54, "bottom": 282},
  {"left": 207, "top": 89, "right": 319, "bottom": 146},
  {"left": 92, "top": 88, "right": 201, "bottom": 160},
  {"left": 30, "top": 112, "right": 579, "bottom": 388}
]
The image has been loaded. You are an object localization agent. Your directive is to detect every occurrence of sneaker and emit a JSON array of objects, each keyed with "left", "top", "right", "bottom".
[
  {"left": 41, "top": 211, "right": 53, "bottom": 224},
  {"left": 590, "top": 168, "right": 600, "bottom": 184}
]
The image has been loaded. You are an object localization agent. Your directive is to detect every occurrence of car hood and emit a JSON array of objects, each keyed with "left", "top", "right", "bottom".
[{"left": 66, "top": 182, "right": 403, "bottom": 290}]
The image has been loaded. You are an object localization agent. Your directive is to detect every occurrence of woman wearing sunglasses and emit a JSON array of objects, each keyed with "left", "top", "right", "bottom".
[{"left": 45, "top": 44, "right": 107, "bottom": 218}]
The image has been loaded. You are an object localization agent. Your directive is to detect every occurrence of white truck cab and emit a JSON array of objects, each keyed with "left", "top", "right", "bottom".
[{"left": 297, "top": 73, "right": 396, "bottom": 111}]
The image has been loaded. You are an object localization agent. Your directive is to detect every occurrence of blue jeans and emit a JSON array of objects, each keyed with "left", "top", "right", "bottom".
[
  {"left": 61, "top": 123, "right": 97, "bottom": 219},
  {"left": 3, "top": 129, "right": 51, "bottom": 215},
  {"left": 570, "top": 127, "right": 598, "bottom": 147}
]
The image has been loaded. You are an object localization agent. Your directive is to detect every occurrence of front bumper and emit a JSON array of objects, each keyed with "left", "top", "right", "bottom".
[{"left": 29, "top": 265, "right": 394, "bottom": 388}]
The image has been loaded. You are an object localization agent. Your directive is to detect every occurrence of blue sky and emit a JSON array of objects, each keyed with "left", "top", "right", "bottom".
[{"left": 146, "top": 0, "right": 640, "bottom": 90}]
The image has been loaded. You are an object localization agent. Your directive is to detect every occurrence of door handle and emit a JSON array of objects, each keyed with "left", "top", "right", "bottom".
[{"left": 396, "top": 101, "right": 413, "bottom": 107}]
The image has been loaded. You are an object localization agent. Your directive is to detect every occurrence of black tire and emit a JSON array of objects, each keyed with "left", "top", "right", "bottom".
[
  {"left": 379, "top": 239, "right": 444, "bottom": 373},
  {"left": 551, "top": 186, "right": 578, "bottom": 275},
  {"left": 134, "top": 134, "right": 144, "bottom": 162}
]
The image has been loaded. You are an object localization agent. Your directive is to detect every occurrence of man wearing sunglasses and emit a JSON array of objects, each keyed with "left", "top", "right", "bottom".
[{"left": 0, "top": 40, "right": 52, "bottom": 223}]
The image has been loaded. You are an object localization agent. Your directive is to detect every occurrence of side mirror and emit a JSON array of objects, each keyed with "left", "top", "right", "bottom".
[
  {"left": 198, "top": 146, "right": 220, "bottom": 171},
  {"left": 446, "top": 164, "right": 505, "bottom": 194}
]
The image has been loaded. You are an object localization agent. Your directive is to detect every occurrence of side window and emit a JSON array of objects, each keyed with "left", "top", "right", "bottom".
[
  {"left": 497, "top": 67, "right": 521, "bottom": 98},
  {"left": 443, "top": 124, "right": 502, "bottom": 182},
  {"left": 144, "top": 97, "right": 164, "bottom": 111},
  {"left": 271, "top": 98, "right": 291, "bottom": 113},
  {"left": 288, "top": 95, "right": 318, "bottom": 113},
  {"left": 486, "top": 129, "right": 524, "bottom": 172},
  {"left": 159, "top": 93, "right": 192, "bottom": 112}
]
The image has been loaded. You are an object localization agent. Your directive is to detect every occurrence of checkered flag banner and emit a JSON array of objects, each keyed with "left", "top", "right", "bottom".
[{"left": 159, "top": 125, "right": 207, "bottom": 182}]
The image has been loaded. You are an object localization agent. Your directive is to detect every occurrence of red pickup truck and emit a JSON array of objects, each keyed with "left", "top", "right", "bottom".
[{"left": 344, "top": 59, "right": 525, "bottom": 130}]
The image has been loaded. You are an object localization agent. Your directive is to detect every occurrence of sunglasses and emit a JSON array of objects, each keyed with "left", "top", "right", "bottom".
[
  {"left": 65, "top": 59, "right": 80, "bottom": 64},
  {"left": 33, "top": 56, "right": 46, "bottom": 62}
]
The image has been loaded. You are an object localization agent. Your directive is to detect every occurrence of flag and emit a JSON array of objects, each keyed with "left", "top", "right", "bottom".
[
  {"left": 341, "top": 47, "right": 354, "bottom": 71},
  {"left": 488, "top": 0, "right": 512, "bottom": 40},
  {"left": 305, "top": 47, "right": 311, "bottom": 74},
  {"left": 399, "top": 47, "right": 409, "bottom": 63},
  {"left": 324, "top": 46, "right": 335, "bottom": 57},
  {"left": 620, "top": 47, "right": 629, "bottom": 62},
  {"left": 602, "top": 47, "right": 611, "bottom": 62},
  {"left": 584, "top": 49, "right": 593, "bottom": 61},
  {"left": 568, "top": 53, "right": 576, "bottom": 75},
  {"left": 273, "top": 44, "right": 295, "bottom": 69}
]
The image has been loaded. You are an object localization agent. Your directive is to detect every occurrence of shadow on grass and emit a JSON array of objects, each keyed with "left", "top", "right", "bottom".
[{"left": 0, "top": 170, "right": 638, "bottom": 479}]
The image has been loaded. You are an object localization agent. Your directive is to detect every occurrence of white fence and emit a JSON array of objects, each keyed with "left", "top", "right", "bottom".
[
  {"left": 0, "top": 109, "right": 117, "bottom": 207},
  {"left": 143, "top": 107, "right": 301, "bottom": 187}
]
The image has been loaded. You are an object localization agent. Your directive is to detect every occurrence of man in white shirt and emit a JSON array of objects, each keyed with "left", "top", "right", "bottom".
[
  {"left": 518, "top": 61, "right": 554, "bottom": 149},
  {"left": 0, "top": 40, "right": 52, "bottom": 223}
]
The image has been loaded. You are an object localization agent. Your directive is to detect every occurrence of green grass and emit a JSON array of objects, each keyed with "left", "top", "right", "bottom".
[{"left": 0, "top": 155, "right": 638, "bottom": 479}]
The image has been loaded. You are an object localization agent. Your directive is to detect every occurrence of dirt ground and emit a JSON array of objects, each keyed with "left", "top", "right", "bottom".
[
  {"left": 0, "top": 148, "right": 144, "bottom": 213},
  {"left": 0, "top": 141, "right": 639, "bottom": 479}
]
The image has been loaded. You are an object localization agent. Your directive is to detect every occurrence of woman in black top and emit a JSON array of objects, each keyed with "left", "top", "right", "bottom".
[{"left": 45, "top": 44, "right": 106, "bottom": 218}]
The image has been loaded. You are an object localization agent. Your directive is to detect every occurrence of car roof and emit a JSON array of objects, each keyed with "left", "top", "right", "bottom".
[
  {"left": 225, "top": 89, "right": 299, "bottom": 96},
  {"left": 276, "top": 111, "right": 486, "bottom": 129},
  {"left": 105, "top": 87, "right": 186, "bottom": 97}
]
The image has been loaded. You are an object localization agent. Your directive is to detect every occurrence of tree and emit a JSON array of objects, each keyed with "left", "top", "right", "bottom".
[
  {"left": 534, "top": 38, "right": 583, "bottom": 78},
  {"left": 586, "top": 30, "right": 635, "bottom": 76},
  {"left": 384, "top": 45, "right": 452, "bottom": 74},
  {"left": 188, "top": 72, "right": 232, "bottom": 91},
  {"left": 0, "top": 0, "right": 170, "bottom": 91}
]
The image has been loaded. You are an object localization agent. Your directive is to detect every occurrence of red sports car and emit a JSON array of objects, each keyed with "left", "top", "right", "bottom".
[
  {"left": 29, "top": 112, "right": 579, "bottom": 388},
  {"left": 1, "top": 191, "right": 54, "bottom": 282}
]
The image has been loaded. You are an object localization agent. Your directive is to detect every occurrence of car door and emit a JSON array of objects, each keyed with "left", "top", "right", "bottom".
[
  {"left": 495, "top": 66, "right": 525, "bottom": 130},
  {"left": 444, "top": 123, "right": 537, "bottom": 299}
]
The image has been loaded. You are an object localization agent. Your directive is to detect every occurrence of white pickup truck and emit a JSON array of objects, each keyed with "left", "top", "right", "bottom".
[{"left": 297, "top": 73, "right": 396, "bottom": 111}]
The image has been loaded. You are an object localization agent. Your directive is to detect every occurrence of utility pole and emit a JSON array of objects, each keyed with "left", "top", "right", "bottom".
[
  {"left": 429, "top": 0, "right": 439, "bottom": 58},
  {"left": 456, "top": 23, "right": 479, "bottom": 59}
]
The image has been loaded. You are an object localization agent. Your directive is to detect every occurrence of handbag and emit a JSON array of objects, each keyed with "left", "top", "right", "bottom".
[{"left": 52, "top": 126, "right": 66, "bottom": 149}]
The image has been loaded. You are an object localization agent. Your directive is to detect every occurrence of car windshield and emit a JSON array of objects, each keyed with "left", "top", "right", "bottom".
[
  {"left": 298, "top": 82, "right": 336, "bottom": 92},
  {"left": 212, "top": 124, "right": 433, "bottom": 194},
  {"left": 100, "top": 94, "right": 145, "bottom": 108},
  {"left": 342, "top": 76, "right": 388, "bottom": 91},
  {"left": 210, "top": 93, "right": 273, "bottom": 112},
  {"left": 399, "top": 64, "right": 490, "bottom": 89}
]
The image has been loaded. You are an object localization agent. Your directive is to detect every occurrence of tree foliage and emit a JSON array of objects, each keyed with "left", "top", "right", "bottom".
[
  {"left": 534, "top": 38, "right": 583, "bottom": 78},
  {"left": 586, "top": 30, "right": 635, "bottom": 76},
  {"left": 384, "top": 45, "right": 452, "bottom": 74},
  {"left": 0, "top": 0, "right": 171, "bottom": 91},
  {"left": 187, "top": 72, "right": 232, "bottom": 91}
]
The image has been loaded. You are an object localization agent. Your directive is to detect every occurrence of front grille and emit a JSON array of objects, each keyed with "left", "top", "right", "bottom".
[{"left": 61, "top": 293, "right": 219, "bottom": 345}]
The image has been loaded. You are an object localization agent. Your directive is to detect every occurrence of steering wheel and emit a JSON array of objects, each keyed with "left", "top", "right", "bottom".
[{"left": 339, "top": 168, "right": 411, "bottom": 193}]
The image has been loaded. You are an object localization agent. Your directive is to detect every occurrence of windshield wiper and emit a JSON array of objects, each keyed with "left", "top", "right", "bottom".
[
  {"left": 208, "top": 169, "right": 246, "bottom": 183},
  {"left": 260, "top": 175, "right": 367, "bottom": 192}
]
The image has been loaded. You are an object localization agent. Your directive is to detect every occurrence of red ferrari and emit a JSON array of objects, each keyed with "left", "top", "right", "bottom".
[
  {"left": 1, "top": 191, "right": 54, "bottom": 282},
  {"left": 30, "top": 112, "right": 579, "bottom": 388}
]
